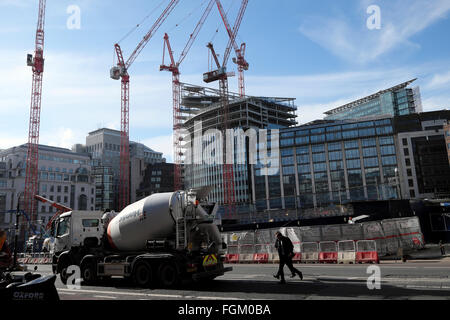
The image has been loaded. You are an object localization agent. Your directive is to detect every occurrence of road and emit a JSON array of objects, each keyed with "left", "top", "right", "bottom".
[{"left": 24, "top": 259, "right": 450, "bottom": 300}]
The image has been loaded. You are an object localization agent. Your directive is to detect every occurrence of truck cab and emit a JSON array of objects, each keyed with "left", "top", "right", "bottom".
[{"left": 54, "top": 211, "right": 104, "bottom": 254}]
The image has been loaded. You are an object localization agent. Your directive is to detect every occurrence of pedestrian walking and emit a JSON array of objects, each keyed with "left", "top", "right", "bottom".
[
  {"left": 439, "top": 240, "right": 446, "bottom": 256},
  {"left": 273, "top": 231, "right": 303, "bottom": 284}
]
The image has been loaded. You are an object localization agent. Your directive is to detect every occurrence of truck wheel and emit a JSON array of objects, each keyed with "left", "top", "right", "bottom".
[
  {"left": 159, "top": 263, "right": 179, "bottom": 288},
  {"left": 133, "top": 261, "right": 152, "bottom": 287},
  {"left": 81, "top": 262, "right": 97, "bottom": 285}
]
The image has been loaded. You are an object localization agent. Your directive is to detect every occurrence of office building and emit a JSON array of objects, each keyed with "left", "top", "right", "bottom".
[
  {"left": 181, "top": 83, "right": 297, "bottom": 206},
  {"left": 0, "top": 144, "right": 96, "bottom": 233},
  {"left": 324, "top": 79, "right": 422, "bottom": 120},
  {"left": 136, "top": 162, "right": 175, "bottom": 200},
  {"left": 85, "top": 128, "right": 165, "bottom": 209}
]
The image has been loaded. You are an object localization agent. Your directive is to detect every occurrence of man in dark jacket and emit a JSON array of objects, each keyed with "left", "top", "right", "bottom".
[{"left": 273, "top": 231, "right": 303, "bottom": 284}]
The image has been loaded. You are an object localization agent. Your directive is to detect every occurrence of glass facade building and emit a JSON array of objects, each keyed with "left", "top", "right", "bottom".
[
  {"left": 324, "top": 79, "right": 422, "bottom": 120},
  {"left": 253, "top": 118, "right": 401, "bottom": 213}
]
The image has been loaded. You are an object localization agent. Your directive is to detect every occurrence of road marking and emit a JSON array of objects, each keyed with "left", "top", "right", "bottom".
[{"left": 58, "top": 288, "right": 243, "bottom": 300}]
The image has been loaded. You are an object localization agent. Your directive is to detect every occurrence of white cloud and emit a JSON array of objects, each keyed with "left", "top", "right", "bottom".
[
  {"left": 299, "top": 0, "right": 450, "bottom": 64},
  {"left": 142, "top": 134, "right": 174, "bottom": 162}
]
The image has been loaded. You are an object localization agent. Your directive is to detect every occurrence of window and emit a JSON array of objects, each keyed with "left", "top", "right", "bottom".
[
  {"left": 407, "top": 169, "right": 412, "bottom": 177},
  {"left": 381, "top": 156, "right": 397, "bottom": 166},
  {"left": 404, "top": 148, "right": 409, "bottom": 156},
  {"left": 361, "top": 138, "right": 376, "bottom": 147},
  {"left": 50, "top": 185, "right": 54, "bottom": 192},
  {"left": 363, "top": 147, "right": 378, "bottom": 157},
  {"left": 344, "top": 140, "right": 359, "bottom": 149},
  {"left": 380, "top": 145, "right": 395, "bottom": 155},
  {"left": 410, "top": 190, "right": 416, "bottom": 198},
  {"left": 342, "top": 130, "right": 358, "bottom": 139},
  {"left": 82, "top": 219, "right": 99, "bottom": 228},
  {"left": 408, "top": 179, "right": 414, "bottom": 187},
  {"left": 379, "top": 136, "right": 394, "bottom": 145},
  {"left": 56, "top": 217, "right": 70, "bottom": 236},
  {"left": 313, "top": 162, "right": 327, "bottom": 172},
  {"left": 402, "top": 138, "right": 408, "bottom": 146},
  {"left": 347, "top": 159, "right": 361, "bottom": 169},
  {"left": 282, "top": 156, "right": 294, "bottom": 165},
  {"left": 346, "top": 149, "right": 360, "bottom": 159},
  {"left": 282, "top": 166, "right": 295, "bottom": 175},
  {"left": 310, "top": 135, "right": 325, "bottom": 143},
  {"left": 312, "top": 153, "right": 326, "bottom": 162},
  {"left": 329, "top": 161, "right": 344, "bottom": 171},
  {"left": 328, "top": 151, "right": 342, "bottom": 161},
  {"left": 64, "top": 186, "right": 68, "bottom": 193},
  {"left": 296, "top": 146, "right": 309, "bottom": 155},
  {"left": 327, "top": 142, "right": 342, "bottom": 151},
  {"left": 405, "top": 158, "right": 411, "bottom": 166},
  {"left": 57, "top": 185, "right": 62, "bottom": 193},
  {"left": 311, "top": 144, "right": 325, "bottom": 153},
  {"left": 298, "top": 164, "right": 311, "bottom": 174},
  {"left": 364, "top": 157, "right": 379, "bottom": 168},
  {"left": 297, "top": 154, "right": 310, "bottom": 164}
]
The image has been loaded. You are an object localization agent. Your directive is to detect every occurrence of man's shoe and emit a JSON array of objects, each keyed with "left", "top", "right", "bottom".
[
  {"left": 298, "top": 272, "right": 303, "bottom": 280},
  {"left": 273, "top": 274, "right": 280, "bottom": 279},
  {"left": 290, "top": 273, "right": 296, "bottom": 278},
  {"left": 278, "top": 280, "right": 286, "bottom": 284}
]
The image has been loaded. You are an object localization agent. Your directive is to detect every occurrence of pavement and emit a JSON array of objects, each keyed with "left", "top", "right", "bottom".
[{"left": 12, "top": 257, "right": 450, "bottom": 300}]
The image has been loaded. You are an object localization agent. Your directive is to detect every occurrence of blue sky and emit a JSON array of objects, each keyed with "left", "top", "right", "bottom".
[{"left": 1, "top": 0, "right": 449, "bottom": 162}]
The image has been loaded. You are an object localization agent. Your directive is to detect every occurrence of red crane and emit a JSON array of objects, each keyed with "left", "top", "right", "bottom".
[
  {"left": 34, "top": 195, "right": 71, "bottom": 231},
  {"left": 111, "top": 0, "right": 180, "bottom": 211},
  {"left": 203, "top": 0, "right": 248, "bottom": 219},
  {"left": 215, "top": 0, "right": 249, "bottom": 97},
  {"left": 160, "top": 0, "right": 215, "bottom": 191},
  {"left": 24, "top": 0, "right": 47, "bottom": 227}
]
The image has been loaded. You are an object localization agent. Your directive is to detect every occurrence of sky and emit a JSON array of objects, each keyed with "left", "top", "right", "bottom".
[{"left": 0, "top": 0, "right": 449, "bottom": 162}]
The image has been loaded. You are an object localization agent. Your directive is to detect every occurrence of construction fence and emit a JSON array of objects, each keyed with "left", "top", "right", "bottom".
[{"left": 222, "top": 217, "right": 424, "bottom": 264}]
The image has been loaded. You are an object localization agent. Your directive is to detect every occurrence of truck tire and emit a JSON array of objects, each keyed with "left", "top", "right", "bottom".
[
  {"left": 159, "top": 262, "right": 179, "bottom": 288},
  {"left": 81, "top": 262, "right": 97, "bottom": 285},
  {"left": 133, "top": 261, "right": 153, "bottom": 288}
]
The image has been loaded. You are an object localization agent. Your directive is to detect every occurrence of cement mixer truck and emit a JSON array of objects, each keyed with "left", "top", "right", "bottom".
[{"left": 51, "top": 189, "right": 232, "bottom": 287}]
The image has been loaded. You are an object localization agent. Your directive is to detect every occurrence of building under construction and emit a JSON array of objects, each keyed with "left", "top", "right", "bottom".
[{"left": 179, "top": 83, "right": 297, "bottom": 213}]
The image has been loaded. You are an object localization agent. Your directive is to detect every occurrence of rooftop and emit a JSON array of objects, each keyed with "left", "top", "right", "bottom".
[{"left": 324, "top": 79, "right": 417, "bottom": 116}]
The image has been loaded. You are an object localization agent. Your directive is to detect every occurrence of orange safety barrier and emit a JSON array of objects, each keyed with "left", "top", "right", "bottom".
[
  {"left": 356, "top": 251, "right": 379, "bottom": 264},
  {"left": 225, "top": 254, "right": 240, "bottom": 263},
  {"left": 319, "top": 252, "right": 338, "bottom": 264},
  {"left": 253, "top": 253, "right": 269, "bottom": 264}
]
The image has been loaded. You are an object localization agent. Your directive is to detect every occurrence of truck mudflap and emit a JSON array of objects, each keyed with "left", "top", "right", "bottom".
[{"left": 192, "top": 266, "right": 233, "bottom": 281}]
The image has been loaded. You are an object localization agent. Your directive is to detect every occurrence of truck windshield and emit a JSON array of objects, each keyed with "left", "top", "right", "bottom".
[{"left": 57, "top": 217, "right": 70, "bottom": 237}]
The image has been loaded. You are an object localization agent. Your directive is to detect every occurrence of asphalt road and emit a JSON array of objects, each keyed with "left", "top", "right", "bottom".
[{"left": 24, "top": 259, "right": 450, "bottom": 300}]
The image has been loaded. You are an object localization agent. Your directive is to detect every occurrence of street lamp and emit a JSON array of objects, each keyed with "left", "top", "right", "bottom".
[{"left": 12, "top": 194, "right": 22, "bottom": 269}]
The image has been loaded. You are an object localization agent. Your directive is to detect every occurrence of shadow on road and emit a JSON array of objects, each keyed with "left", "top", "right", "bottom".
[{"left": 75, "top": 276, "right": 450, "bottom": 299}]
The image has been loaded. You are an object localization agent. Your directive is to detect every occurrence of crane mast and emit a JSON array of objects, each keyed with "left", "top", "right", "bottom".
[
  {"left": 160, "top": 0, "right": 215, "bottom": 191},
  {"left": 111, "top": 0, "right": 180, "bottom": 210},
  {"left": 215, "top": 0, "right": 249, "bottom": 97},
  {"left": 24, "top": 0, "right": 47, "bottom": 231}
]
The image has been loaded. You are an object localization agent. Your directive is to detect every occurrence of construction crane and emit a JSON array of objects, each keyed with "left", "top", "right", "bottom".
[
  {"left": 24, "top": 0, "right": 47, "bottom": 231},
  {"left": 203, "top": 0, "right": 248, "bottom": 219},
  {"left": 34, "top": 195, "right": 72, "bottom": 231},
  {"left": 215, "top": 0, "right": 249, "bottom": 97},
  {"left": 110, "top": 0, "right": 180, "bottom": 211},
  {"left": 160, "top": 0, "right": 215, "bottom": 192}
]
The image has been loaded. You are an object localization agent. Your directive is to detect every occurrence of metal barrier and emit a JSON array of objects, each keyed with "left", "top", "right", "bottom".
[
  {"left": 319, "top": 241, "right": 338, "bottom": 264},
  {"left": 300, "top": 242, "right": 319, "bottom": 263},
  {"left": 356, "top": 240, "right": 379, "bottom": 264},
  {"left": 337, "top": 240, "right": 356, "bottom": 264}
]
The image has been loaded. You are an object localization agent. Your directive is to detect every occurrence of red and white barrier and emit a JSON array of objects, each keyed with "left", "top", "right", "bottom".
[
  {"left": 356, "top": 240, "right": 379, "bottom": 264},
  {"left": 300, "top": 242, "right": 319, "bottom": 263},
  {"left": 319, "top": 241, "right": 338, "bottom": 264},
  {"left": 225, "top": 254, "right": 240, "bottom": 263},
  {"left": 253, "top": 253, "right": 269, "bottom": 264},
  {"left": 338, "top": 240, "right": 356, "bottom": 264}
]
